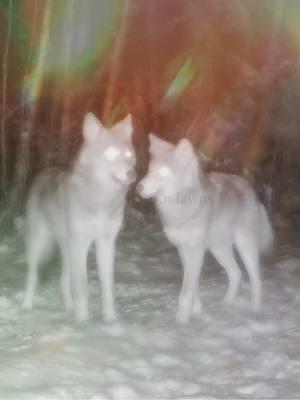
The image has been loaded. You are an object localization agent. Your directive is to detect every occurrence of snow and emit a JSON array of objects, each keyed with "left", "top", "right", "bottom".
[{"left": 0, "top": 217, "right": 300, "bottom": 399}]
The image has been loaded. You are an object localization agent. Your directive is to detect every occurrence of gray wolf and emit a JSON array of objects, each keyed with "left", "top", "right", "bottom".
[
  {"left": 137, "top": 134, "right": 273, "bottom": 324},
  {"left": 23, "top": 113, "right": 136, "bottom": 322}
]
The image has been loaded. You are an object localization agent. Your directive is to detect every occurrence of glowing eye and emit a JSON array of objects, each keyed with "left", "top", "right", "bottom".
[
  {"left": 124, "top": 150, "right": 133, "bottom": 159},
  {"left": 159, "top": 166, "right": 171, "bottom": 177},
  {"left": 105, "top": 146, "right": 120, "bottom": 161}
]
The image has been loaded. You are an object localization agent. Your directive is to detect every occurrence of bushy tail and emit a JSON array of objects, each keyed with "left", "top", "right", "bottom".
[{"left": 258, "top": 204, "right": 274, "bottom": 255}]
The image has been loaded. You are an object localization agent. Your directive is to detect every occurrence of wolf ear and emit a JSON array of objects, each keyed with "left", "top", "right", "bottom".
[
  {"left": 198, "top": 150, "right": 210, "bottom": 162},
  {"left": 83, "top": 113, "right": 106, "bottom": 142},
  {"left": 113, "top": 114, "right": 133, "bottom": 140},
  {"left": 149, "top": 133, "right": 174, "bottom": 155},
  {"left": 174, "top": 138, "right": 195, "bottom": 163}
]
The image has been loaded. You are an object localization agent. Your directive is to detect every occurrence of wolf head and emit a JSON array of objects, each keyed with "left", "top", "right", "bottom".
[
  {"left": 78, "top": 113, "right": 136, "bottom": 185},
  {"left": 137, "top": 134, "right": 200, "bottom": 199}
]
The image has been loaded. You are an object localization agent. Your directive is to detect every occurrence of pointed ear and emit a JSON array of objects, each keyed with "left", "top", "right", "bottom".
[
  {"left": 198, "top": 150, "right": 210, "bottom": 162},
  {"left": 149, "top": 133, "right": 174, "bottom": 155},
  {"left": 174, "top": 138, "right": 195, "bottom": 163},
  {"left": 198, "top": 150, "right": 210, "bottom": 169},
  {"left": 113, "top": 114, "right": 133, "bottom": 139},
  {"left": 83, "top": 113, "right": 106, "bottom": 142}
]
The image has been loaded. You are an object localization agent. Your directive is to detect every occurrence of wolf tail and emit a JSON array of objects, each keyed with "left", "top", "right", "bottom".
[{"left": 258, "top": 204, "right": 274, "bottom": 255}]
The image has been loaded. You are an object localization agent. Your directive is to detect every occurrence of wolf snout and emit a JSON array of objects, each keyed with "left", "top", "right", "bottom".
[
  {"left": 136, "top": 182, "right": 144, "bottom": 196},
  {"left": 136, "top": 182, "right": 151, "bottom": 198},
  {"left": 127, "top": 169, "right": 137, "bottom": 182}
]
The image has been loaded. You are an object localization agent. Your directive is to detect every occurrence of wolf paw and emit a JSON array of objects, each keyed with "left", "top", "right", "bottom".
[
  {"left": 192, "top": 297, "right": 202, "bottom": 317},
  {"left": 76, "top": 314, "right": 90, "bottom": 324},
  {"left": 22, "top": 299, "right": 33, "bottom": 310},
  {"left": 176, "top": 308, "right": 191, "bottom": 325},
  {"left": 64, "top": 301, "right": 74, "bottom": 312},
  {"left": 103, "top": 310, "right": 118, "bottom": 324},
  {"left": 223, "top": 289, "right": 238, "bottom": 305},
  {"left": 223, "top": 294, "right": 235, "bottom": 305},
  {"left": 75, "top": 305, "right": 90, "bottom": 323},
  {"left": 251, "top": 301, "right": 261, "bottom": 314}
]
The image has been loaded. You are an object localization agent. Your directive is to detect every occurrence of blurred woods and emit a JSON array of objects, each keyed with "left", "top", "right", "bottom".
[{"left": 1, "top": 0, "right": 300, "bottom": 228}]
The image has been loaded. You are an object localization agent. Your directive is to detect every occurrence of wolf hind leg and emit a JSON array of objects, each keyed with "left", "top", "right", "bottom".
[
  {"left": 235, "top": 231, "right": 261, "bottom": 312},
  {"left": 60, "top": 246, "right": 73, "bottom": 311},
  {"left": 210, "top": 246, "right": 241, "bottom": 304},
  {"left": 23, "top": 219, "right": 53, "bottom": 309}
]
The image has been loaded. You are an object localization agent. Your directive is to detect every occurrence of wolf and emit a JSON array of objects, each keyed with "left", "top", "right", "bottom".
[
  {"left": 137, "top": 134, "right": 273, "bottom": 324},
  {"left": 23, "top": 113, "right": 136, "bottom": 322}
]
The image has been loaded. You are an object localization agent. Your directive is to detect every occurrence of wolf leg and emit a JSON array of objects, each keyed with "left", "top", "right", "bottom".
[
  {"left": 68, "top": 239, "right": 90, "bottom": 322},
  {"left": 192, "top": 295, "right": 202, "bottom": 316},
  {"left": 60, "top": 247, "right": 73, "bottom": 311},
  {"left": 210, "top": 246, "right": 241, "bottom": 304},
  {"left": 23, "top": 220, "right": 53, "bottom": 309},
  {"left": 178, "top": 247, "right": 202, "bottom": 317},
  {"left": 176, "top": 245, "right": 204, "bottom": 324},
  {"left": 235, "top": 233, "right": 261, "bottom": 312},
  {"left": 95, "top": 236, "right": 117, "bottom": 323}
]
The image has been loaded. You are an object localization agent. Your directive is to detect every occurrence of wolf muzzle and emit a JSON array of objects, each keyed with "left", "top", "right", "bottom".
[
  {"left": 127, "top": 169, "right": 137, "bottom": 183},
  {"left": 136, "top": 182, "right": 151, "bottom": 198}
]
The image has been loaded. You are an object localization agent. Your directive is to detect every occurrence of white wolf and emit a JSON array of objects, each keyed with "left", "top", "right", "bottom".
[
  {"left": 23, "top": 113, "right": 136, "bottom": 322},
  {"left": 137, "top": 134, "right": 273, "bottom": 324}
]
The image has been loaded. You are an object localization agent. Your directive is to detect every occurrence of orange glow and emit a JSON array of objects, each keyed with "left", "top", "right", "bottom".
[{"left": 1, "top": 0, "right": 298, "bottom": 169}]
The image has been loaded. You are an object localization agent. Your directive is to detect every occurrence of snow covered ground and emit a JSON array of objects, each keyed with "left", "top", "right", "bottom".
[{"left": 0, "top": 212, "right": 300, "bottom": 399}]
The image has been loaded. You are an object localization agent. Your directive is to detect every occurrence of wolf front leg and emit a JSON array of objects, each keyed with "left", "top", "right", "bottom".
[
  {"left": 176, "top": 244, "right": 204, "bottom": 324},
  {"left": 67, "top": 239, "right": 90, "bottom": 322},
  {"left": 178, "top": 246, "right": 202, "bottom": 317},
  {"left": 95, "top": 235, "right": 118, "bottom": 323}
]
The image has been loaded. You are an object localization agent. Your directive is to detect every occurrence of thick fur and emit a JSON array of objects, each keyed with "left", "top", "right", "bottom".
[
  {"left": 23, "top": 113, "right": 136, "bottom": 322},
  {"left": 137, "top": 135, "right": 273, "bottom": 324}
]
